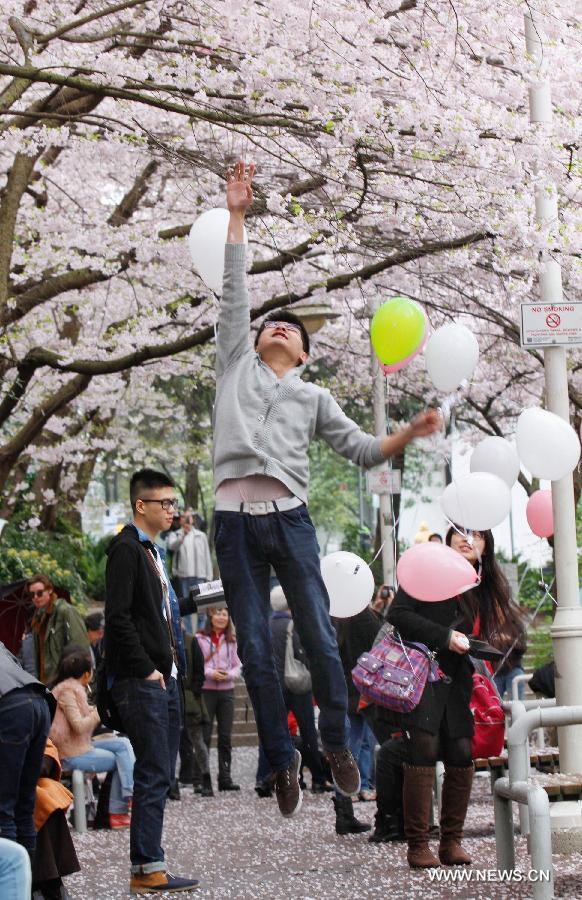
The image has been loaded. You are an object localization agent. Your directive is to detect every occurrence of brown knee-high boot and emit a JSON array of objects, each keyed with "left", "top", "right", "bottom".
[
  {"left": 403, "top": 764, "right": 439, "bottom": 868},
  {"left": 438, "top": 764, "right": 474, "bottom": 865}
]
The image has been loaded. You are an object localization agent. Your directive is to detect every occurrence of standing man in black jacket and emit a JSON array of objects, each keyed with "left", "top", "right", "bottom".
[{"left": 104, "top": 469, "right": 199, "bottom": 896}]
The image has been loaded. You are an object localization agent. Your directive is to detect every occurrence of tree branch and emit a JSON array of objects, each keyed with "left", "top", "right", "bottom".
[
  {"left": 20, "top": 229, "right": 490, "bottom": 376},
  {"left": 0, "top": 63, "right": 316, "bottom": 131},
  {"left": 108, "top": 159, "right": 158, "bottom": 225},
  {"left": 0, "top": 361, "right": 36, "bottom": 428},
  {"left": 3, "top": 252, "right": 135, "bottom": 328},
  {"left": 0, "top": 151, "right": 41, "bottom": 305},
  {"left": 35, "top": 0, "right": 152, "bottom": 44},
  {"left": 0, "top": 373, "right": 91, "bottom": 488}
]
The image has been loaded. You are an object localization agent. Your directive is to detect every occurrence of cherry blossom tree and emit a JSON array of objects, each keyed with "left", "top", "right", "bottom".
[{"left": 0, "top": 0, "right": 579, "bottom": 522}]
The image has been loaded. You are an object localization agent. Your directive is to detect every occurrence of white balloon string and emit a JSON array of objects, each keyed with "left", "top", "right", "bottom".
[
  {"left": 436, "top": 379, "right": 468, "bottom": 430},
  {"left": 444, "top": 516, "right": 466, "bottom": 538},
  {"left": 492, "top": 540, "right": 556, "bottom": 676},
  {"left": 370, "top": 539, "right": 387, "bottom": 566},
  {"left": 538, "top": 538, "right": 557, "bottom": 608}
]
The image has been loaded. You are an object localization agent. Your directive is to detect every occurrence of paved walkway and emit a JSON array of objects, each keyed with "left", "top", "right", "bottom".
[{"left": 66, "top": 748, "right": 582, "bottom": 899}]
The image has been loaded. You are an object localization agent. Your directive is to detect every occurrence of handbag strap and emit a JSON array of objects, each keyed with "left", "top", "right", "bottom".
[{"left": 393, "top": 631, "right": 443, "bottom": 682}]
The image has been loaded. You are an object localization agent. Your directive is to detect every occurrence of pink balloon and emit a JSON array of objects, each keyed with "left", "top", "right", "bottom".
[
  {"left": 526, "top": 490, "right": 554, "bottom": 538},
  {"left": 396, "top": 542, "right": 479, "bottom": 602},
  {"left": 379, "top": 324, "right": 429, "bottom": 375}
]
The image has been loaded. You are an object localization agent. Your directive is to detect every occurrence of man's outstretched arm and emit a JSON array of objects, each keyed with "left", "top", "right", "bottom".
[
  {"left": 379, "top": 409, "right": 441, "bottom": 459},
  {"left": 316, "top": 393, "right": 441, "bottom": 468},
  {"left": 215, "top": 161, "right": 255, "bottom": 377}
]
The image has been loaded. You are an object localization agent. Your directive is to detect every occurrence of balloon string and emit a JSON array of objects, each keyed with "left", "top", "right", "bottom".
[
  {"left": 491, "top": 540, "right": 556, "bottom": 677},
  {"left": 437, "top": 379, "right": 469, "bottom": 429},
  {"left": 371, "top": 538, "right": 387, "bottom": 566}
]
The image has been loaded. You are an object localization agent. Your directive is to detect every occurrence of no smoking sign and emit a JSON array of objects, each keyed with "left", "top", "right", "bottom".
[{"left": 520, "top": 302, "right": 582, "bottom": 348}]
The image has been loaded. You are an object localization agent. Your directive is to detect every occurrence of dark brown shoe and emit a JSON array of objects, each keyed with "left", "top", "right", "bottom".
[
  {"left": 325, "top": 749, "right": 360, "bottom": 797},
  {"left": 275, "top": 749, "right": 302, "bottom": 818}
]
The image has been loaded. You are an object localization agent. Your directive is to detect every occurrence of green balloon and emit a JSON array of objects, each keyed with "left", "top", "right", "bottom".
[{"left": 370, "top": 297, "right": 426, "bottom": 365}]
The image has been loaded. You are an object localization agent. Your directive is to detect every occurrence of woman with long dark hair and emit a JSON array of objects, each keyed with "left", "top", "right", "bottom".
[
  {"left": 196, "top": 607, "right": 241, "bottom": 792},
  {"left": 387, "top": 525, "right": 524, "bottom": 869}
]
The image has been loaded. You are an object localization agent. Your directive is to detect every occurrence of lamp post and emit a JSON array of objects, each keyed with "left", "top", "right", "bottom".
[
  {"left": 292, "top": 302, "right": 340, "bottom": 335},
  {"left": 523, "top": 10, "right": 582, "bottom": 775}
]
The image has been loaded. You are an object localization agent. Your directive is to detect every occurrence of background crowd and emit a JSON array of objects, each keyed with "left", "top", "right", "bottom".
[{"left": 0, "top": 494, "right": 535, "bottom": 897}]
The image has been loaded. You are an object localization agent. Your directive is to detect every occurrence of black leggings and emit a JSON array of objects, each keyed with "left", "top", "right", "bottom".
[{"left": 407, "top": 726, "right": 472, "bottom": 768}]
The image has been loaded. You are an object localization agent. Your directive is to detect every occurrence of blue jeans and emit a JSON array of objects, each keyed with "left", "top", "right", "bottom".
[
  {"left": 357, "top": 721, "right": 378, "bottom": 791},
  {"left": 215, "top": 506, "right": 348, "bottom": 771},
  {"left": 495, "top": 667, "right": 525, "bottom": 701},
  {"left": 0, "top": 687, "right": 51, "bottom": 853},
  {"left": 111, "top": 676, "right": 180, "bottom": 873},
  {"left": 0, "top": 838, "right": 31, "bottom": 900},
  {"left": 256, "top": 688, "right": 327, "bottom": 785},
  {"left": 63, "top": 736, "right": 135, "bottom": 814}
]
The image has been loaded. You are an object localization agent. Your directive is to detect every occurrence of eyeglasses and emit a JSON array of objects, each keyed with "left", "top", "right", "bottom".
[
  {"left": 29, "top": 589, "right": 48, "bottom": 598},
  {"left": 138, "top": 498, "right": 180, "bottom": 511},
  {"left": 263, "top": 321, "right": 302, "bottom": 335}
]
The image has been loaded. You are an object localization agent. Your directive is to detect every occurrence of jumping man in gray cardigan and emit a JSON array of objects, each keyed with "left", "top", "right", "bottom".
[{"left": 212, "top": 160, "right": 440, "bottom": 819}]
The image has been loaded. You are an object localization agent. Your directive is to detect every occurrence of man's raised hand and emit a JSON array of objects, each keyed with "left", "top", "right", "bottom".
[
  {"left": 409, "top": 409, "right": 442, "bottom": 438},
  {"left": 226, "top": 160, "right": 255, "bottom": 216}
]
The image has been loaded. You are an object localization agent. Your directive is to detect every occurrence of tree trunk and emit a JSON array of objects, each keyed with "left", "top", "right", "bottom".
[{"left": 184, "top": 459, "right": 199, "bottom": 510}]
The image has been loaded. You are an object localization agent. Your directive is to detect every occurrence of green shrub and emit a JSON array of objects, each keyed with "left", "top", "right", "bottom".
[
  {"left": 528, "top": 625, "right": 553, "bottom": 669},
  {"left": 0, "top": 539, "right": 86, "bottom": 608},
  {"left": 0, "top": 513, "right": 114, "bottom": 608}
]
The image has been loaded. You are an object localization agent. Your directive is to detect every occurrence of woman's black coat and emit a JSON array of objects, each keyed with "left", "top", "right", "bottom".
[{"left": 387, "top": 588, "right": 475, "bottom": 738}]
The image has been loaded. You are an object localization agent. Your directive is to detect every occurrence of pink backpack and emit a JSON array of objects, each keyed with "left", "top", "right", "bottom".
[{"left": 352, "top": 632, "right": 443, "bottom": 714}]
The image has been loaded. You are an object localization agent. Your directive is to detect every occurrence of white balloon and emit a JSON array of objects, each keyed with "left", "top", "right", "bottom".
[
  {"left": 470, "top": 436, "right": 520, "bottom": 488},
  {"left": 188, "top": 208, "right": 247, "bottom": 294},
  {"left": 425, "top": 323, "right": 479, "bottom": 393},
  {"left": 441, "top": 472, "right": 511, "bottom": 531},
  {"left": 516, "top": 407, "right": 581, "bottom": 481},
  {"left": 320, "top": 551, "right": 375, "bottom": 619}
]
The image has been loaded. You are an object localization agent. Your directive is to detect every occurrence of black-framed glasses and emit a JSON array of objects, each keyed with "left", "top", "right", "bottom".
[
  {"left": 138, "top": 498, "right": 180, "bottom": 511},
  {"left": 29, "top": 589, "right": 48, "bottom": 598},
  {"left": 263, "top": 320, "right": 301, "bottom": 335}
]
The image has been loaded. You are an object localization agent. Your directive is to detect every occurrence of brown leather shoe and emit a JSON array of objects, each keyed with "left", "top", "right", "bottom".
[
  {"left": 325, "top": 748, "right": 360, "bottom": 797},
  {"left": 275, "top": 749, "right": 302, "bottom": 818},
  {"left": 439, "top": 841, "right": 472, "bottom": 865},
  {"left": 130, "top": 871, "right": 199, "bottom": 893}
]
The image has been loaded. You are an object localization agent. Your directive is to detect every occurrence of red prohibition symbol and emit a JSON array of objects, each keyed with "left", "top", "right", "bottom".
[{"left": 546, "top": 313, "right": 560, "bottom": 328}]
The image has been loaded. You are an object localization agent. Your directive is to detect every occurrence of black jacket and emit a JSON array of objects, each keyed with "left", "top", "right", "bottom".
[
  {"left": 188, "top": 633, "right": 206, "bottom": 695},
  {"left": 387, "top": 588, "right": 475, "bottom": 738},
  {"left": 105, "top": 525, "right": 179, "bottom": 680},
  {"left": 334, "top": 607, "right": 383, "bottom": 715}
]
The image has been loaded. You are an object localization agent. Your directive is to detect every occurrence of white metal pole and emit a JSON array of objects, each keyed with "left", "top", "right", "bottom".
[
  {"left": 524, "top": 9, "right": 582, "bottom": 774},
  {"left": 370, "top": 307, "right": 395, "bottom": 586}
]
